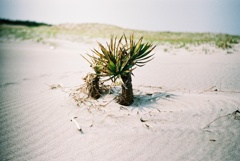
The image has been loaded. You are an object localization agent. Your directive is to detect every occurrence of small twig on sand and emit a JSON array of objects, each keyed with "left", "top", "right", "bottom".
[
  {"left": 137, "top": 85, "right": 162, "bottom": 89},
  {"left": 199, "top": 86, "right": 216, "bottom": 94},
  {"left": 203, "top": 110, "right": 240, "bottom": 129},
  {"left": 120, "top": 106, "right": 128, "bottom": 111},
  {"left": 99, "top": 96, "right": 117, "bottom": 107},
  {"left": 203, "top": 114, "right": 231, "bottom": 129},
  {"left": 140, "top": 117, "right": 148, "bottom": 122},
  {"left": 45, "top": 83, "right": 72, "bottom": 94},
  {"left": 71, "top": 117, "right": 83, "bottom": 133},
  {"left": 45, "top": 83, "right": 62, "bottom": 89}
]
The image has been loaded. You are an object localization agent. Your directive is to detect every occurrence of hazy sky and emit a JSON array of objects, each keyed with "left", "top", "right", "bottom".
[{"left": 0, "top": 0, "right": 240, "bottom": 35}]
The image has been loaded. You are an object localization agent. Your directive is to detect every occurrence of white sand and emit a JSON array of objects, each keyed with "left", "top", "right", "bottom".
[{"left": 0, "top": 40, "right": 240, "bottom": 161}]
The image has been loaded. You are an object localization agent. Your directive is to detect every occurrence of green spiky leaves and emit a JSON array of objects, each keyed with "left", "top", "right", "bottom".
[{"left": 82, "top": 34, "right": 156, "bottom": 82}]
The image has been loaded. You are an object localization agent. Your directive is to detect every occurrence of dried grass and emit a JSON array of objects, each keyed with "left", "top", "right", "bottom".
[{"left": 70, "top": 76, "right": 115, "bottom": 108}]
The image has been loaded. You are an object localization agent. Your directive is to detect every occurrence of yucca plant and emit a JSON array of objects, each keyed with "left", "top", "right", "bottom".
[{"left": 83, "top": 34, "right": 156, "bottom": 105}]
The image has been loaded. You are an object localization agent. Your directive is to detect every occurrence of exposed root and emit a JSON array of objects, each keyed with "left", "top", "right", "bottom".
[{"left": 70, "top": 81, "right": 115, "bottom": 108}]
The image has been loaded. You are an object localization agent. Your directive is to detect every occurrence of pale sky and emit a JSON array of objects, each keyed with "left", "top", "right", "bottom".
[{"left": 0, "top": 0, "right": 240, "bottom": 35}]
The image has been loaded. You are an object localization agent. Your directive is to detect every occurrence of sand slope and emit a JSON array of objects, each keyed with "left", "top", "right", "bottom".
[{"left": 0, "top": 41, "right": 240, "bottom": 161}]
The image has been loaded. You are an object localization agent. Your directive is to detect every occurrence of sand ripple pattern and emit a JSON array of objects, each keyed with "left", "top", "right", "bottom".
[{"left": 1, "top": 42, "right": 240, "bottom": 161}]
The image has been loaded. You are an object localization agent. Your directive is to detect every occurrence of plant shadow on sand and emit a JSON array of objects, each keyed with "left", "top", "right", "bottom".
[
  {"left": 130, "top": 88, "right": 177, "bottom": 111},
  {"left": 69, "top": 84, "right": 177, "bottom": 111}
]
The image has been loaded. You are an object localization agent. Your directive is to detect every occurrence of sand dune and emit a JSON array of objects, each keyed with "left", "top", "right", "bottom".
[{"left": 0, "top": 41, "right": 240, "bottom": 161}]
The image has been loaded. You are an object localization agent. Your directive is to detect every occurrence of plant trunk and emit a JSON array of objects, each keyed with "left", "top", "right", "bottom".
[
  {"left": 85, "top": 73, "right": 101, "bottom": 99},
  {"left": 117, "top": 73, "right": 134, "bottom": 106}
]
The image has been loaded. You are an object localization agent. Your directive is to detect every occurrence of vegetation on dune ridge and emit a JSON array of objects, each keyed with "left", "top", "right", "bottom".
[
  {"left": 0, "top": 19, "right": 240, "bottom": 49},
  {"left": 0, "top": 18, "right": 51, "bottom": 27}
]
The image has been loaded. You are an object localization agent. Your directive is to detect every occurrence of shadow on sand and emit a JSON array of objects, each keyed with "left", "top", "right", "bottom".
[{"left": 130, "top": 89, "right": 177, "bottom": 111}]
